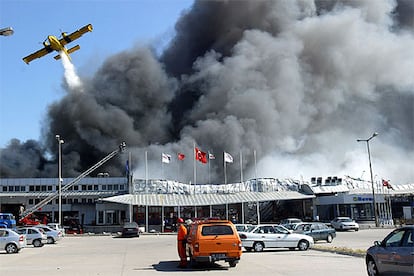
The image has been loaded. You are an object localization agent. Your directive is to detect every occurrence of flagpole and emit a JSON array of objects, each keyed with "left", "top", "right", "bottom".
[
  {"left": 240, "top": 150, "right": 243, "bottom": 183},
  {"left": 162, "top": 154, "right": 164, "bottom": 180},
  {"left": 224, "top": 152, "right": 227, "bottom": 185},
  {"left": 193, "top": 141, "right": 197, "bottom": 218},
  {"left": 208, "top": 151, "right": 211, "bottom": 185},
  {"left": 128, "top": 151, "right": 133, "bottom": 223},
  {"left": 193, "top": 142, "right": 196, "bottom": 194},
  {"left": 254, "top": 150, "right": 257, "bottom": 181},
  {"left": 145, "top": 151, "right": 148, "bottom": 193},
  {"left": 224, "top": 152, "right": 228, "bottom": 220},
  {"left": 254, "top": 150, "right": 260, "bottom": 224}
]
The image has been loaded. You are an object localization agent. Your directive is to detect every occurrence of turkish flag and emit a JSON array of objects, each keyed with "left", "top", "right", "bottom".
[
  {"left": 178, "top": 153, "right": 185, "bottom": 160},
  {"left": 195, "top": 147, "right": 207, "bottom": 164}
]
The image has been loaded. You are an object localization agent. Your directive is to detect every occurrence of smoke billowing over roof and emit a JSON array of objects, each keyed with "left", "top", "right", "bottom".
[{"left": 1, "top": 0, "right": 413, "bottom": 185}]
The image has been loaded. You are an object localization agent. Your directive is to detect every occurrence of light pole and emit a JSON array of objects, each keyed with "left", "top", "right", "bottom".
[
  {"left": 357, "top": 132, "right": 379, "bottom": 227},
  {"left": 0, "top": 27, "right": 14, "bottom": 36},
  {"left": 56, "top": 135, "right": 64, "bottom": 226}
]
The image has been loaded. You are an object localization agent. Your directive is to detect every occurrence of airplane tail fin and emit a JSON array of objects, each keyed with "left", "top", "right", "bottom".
[{"left": 54, "top": 45, "right": 80, "bottom": 60}]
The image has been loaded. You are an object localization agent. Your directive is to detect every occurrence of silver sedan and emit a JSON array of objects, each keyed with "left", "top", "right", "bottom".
[{"left": 238, "top": 224, "right": 314, "bottom": 252}]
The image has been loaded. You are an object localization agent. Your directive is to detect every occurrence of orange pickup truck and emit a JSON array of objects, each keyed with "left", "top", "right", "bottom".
[{"left": 186, "top": 219, "right": 242, "bottom": 267}]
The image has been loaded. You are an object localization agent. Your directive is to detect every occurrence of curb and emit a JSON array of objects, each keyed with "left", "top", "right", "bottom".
[{"left": 312, "top": 245, "right": 365, "bottom": 258}]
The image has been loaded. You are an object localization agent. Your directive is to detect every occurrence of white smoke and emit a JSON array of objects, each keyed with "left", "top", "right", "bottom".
[{"left": 60, "top": 51, "right": 83, "bottom": 91}]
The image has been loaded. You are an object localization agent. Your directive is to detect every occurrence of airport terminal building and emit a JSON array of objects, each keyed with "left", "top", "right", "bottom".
[{"left": 0, "top": 176, "right": 413, "bottom": 232}]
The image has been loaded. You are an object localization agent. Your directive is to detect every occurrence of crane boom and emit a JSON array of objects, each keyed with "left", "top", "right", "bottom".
[{"left": 20, "top": 142, "right": 126, "bottom": 221}]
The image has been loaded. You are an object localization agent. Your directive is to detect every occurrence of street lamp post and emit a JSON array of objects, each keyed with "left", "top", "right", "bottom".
[
  {"left": 56, "top": 135, "right": 64, "bottom": 226},
  {"left": 357, "top": 132, "right": 379, "bottom": 227},
  {"left": 0, "top": 27, "right": 14, "bottom": 36}
]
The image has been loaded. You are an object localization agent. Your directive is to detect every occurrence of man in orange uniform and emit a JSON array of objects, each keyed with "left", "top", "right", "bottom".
[{"left": 177, "top": 218, "right": 188, "bottom": 268}]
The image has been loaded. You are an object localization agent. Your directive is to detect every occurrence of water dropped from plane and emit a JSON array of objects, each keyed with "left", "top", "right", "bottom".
[{"left": 60, "top": 51, "right": 83, "bottom": 91}]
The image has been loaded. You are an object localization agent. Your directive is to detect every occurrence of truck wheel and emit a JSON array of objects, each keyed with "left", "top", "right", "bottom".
[{"left": 229, "top": 260, "right": 237, "bottom": 267}]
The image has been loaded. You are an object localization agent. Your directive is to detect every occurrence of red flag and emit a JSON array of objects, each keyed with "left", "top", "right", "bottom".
[
  {"left": 382, "top": 179, "right": 393, "bottom": 189},
  {"left": 178, "top": 153, "right": 185, "bottom": 160},
  {"left": 195, "top": 147, "right": 207, "bottom": 164}
]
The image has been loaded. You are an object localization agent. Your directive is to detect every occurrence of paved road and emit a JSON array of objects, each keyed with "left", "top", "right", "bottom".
[
  {"left": 0, "top": 228, "right": 395, "bottom": 276},
  {"left": 315, "top": 227, "right": 394, "bottom": 250}
]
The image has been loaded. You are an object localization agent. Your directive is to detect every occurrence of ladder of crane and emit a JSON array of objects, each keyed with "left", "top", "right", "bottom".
[{"left": 20, "top": 142, "right": 126, "bottom": 219}]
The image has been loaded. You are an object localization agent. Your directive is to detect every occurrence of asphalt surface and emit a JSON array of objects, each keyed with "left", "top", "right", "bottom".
[{"left": 0, "top": 228, "right": 396, "bottom": 276}]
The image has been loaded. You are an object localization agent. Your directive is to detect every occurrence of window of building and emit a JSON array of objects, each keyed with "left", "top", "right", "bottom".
[
  {"left": 29, "top": 186, "right": 35, "bottom": 191},
  {"left": 98, "top": 211, "right": 104, "bottom": 224},
  {"left": 29, "top": 199, "right": 34, "bottom": 205}
]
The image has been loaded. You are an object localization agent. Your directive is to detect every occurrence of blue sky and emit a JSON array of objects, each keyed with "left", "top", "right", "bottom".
[{"left": 0, "top": 0, "right": 194, "bottom": 148}]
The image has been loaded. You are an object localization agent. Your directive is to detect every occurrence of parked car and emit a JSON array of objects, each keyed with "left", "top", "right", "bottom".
[
  {"left": 280, "top": 218, "right": 303, "bottom": 225},
  {"left": 366, "top": 226, "right": 414, "bottom": 276},
  {"left": 234, "top": 224, "right": 253, "bottom": 232},
  {"left": 280, "top": 218, "right": 303, "bottom": 230},
  {"left": 34, "top": 225, "right": 63, "bottom": 244},
  {"left": 0, "top": 228, "right": 26, "bottom": 253},
  {"left": 187, "top": 219, "right": 242, "bottom": 267},
  {"left": 239, "top": 224, "right": 314, "bottom": 252},
  {"left": 16, "top": 227, "right": 47, "bottom": 247},
  {"left": 121, "top": 222, "right": 140, "bottom": 237},
  {"left": 47, "top": 223, "right": 66, "bottom": 236},
  {"left": 294, "top": 222, "right": 336, "bottom": 243},
  {"left": 330, "top": 217, "right": 359, "bottom": 231}
]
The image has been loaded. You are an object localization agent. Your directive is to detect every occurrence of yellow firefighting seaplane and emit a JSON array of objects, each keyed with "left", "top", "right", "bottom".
[{"left": 22, "top": 24, "right": 93, "bottom": 64}]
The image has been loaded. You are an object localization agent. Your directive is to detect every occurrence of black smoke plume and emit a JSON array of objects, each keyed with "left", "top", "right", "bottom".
[{"left": 1, "top": 0, "right": 413, "bottom": 185}]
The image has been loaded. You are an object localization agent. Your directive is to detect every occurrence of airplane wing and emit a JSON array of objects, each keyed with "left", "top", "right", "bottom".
[
  {"left": 22, "top": 46, "right": 53, "bottom": 64},
  {"left": 59, "top": 24, "right": 93, "bottom": 46}
]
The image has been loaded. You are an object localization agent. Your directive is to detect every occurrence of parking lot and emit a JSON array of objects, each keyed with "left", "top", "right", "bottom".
[{"left": 0, "top": 228, "right": 394, "bottom": 276}]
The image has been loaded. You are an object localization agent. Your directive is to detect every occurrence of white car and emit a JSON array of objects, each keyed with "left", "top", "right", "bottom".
[
  {"left": 16, "top": 227, "right": 47, "bottom": 247},
  {"left": 330, "top": 217, "right": 359, "bottom": 231},
  {"left": 238, "top": 224, "right": 314, "bottom": 252},
  {"left": 0, "top": 228, "right": 26, "bottom": 253},
  {"left": 35, "top": 225, "right": 63, "bottom": 244},
  {"left": 47, "top": 223, "right": 66, "bottom": 236}
]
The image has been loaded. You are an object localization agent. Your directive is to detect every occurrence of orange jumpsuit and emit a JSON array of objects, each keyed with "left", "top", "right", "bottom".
[{"left": 177, "top": 223, "right": 188, "bottom": 268}]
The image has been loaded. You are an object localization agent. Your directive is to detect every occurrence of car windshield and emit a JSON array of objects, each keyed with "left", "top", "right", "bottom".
[
  {"left": 339, "top": 218, "right": 353, "bottom": 222},
  {"left": 245, "top": 225, "right": 255, "bottom": 232}
]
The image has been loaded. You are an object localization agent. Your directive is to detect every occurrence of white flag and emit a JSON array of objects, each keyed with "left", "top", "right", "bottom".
[
  {"left": 224, "top": 152, "right": 233, "bottom": 163},
  {"left": 162, "top": 153, "right": 171, "bottom": 164}
]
